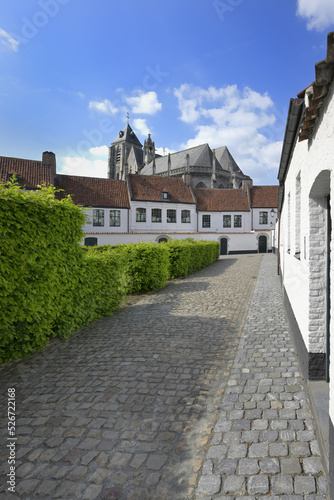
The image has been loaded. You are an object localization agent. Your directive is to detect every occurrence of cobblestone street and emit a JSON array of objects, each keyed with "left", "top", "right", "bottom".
[{"left": 0, "top": 254, "right": 329, "bottom": 499}]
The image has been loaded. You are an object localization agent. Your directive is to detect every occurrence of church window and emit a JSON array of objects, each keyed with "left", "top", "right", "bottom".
[
  {"left": 136, "top": 208, "right": 146, "bottom": 222},
  {"left": 167, "top": 209, "right": 176, "bottom": 223},
  {"left": 223, "top": 215, "right": 231, "bottom": 228},
  {"left": 152, "top": 209, "right": 162, "bottom": 223},
  {"left": 196, "top": 182, "right": 206, "bottom": 189},
  {"left": 181, "top": 210, "right": 191, "bottom": 223},
  {"left": 110, "top": 210, "right": 121, "bottom": 227},
  {"left": 259, "top": 211, "right": 268, "bottom": 224},
  {"left": 202, "top": 215, "right": 211, "bottom": 228},
  {"left": 234, "top": 215, "right": 242, "bottom": 228},
  {"left": 93, "top": 209, "right": 104, "bottom": 226}
]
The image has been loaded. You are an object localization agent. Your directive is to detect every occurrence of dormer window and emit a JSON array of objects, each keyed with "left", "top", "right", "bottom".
[{"left": 161, "top": 191, "right": 169, "bottom": 200}]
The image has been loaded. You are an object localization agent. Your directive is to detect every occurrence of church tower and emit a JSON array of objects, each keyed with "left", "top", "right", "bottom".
[
  {"left": 143, "top": 133, "right": 155, "bottom": 165},
  {"left": 108, "top": 123, "right": 143, "bottom": 180}
]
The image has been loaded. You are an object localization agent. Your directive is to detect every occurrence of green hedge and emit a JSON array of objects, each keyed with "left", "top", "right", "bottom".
[
  {"left": 88, "top": 242, "right": 170, "bottom": 294},
  {"left": 0, "top": 182, "right": 126, "bottom": 363},
  {"left": 167, "top": 239, "right": 219, "bottom": 278}
]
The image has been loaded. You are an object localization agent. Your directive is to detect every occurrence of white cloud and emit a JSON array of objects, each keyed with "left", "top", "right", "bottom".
[
  {"left": 89, "top": 99, "right": 118, "bottom": 115},
  {"left": 297, "top": 0, "right": 334, "bottom": 31},
  {"left": 0, "top": 29, "right": 19, "bottom": 52},
  {"left": 174, "top": 83, "right": 282, "bottom": 182},
  {"left": 90, "top": 145, "right": 109, "bottom": 156},
  {"left": 60, "top": 157, "right": 108, "bottom": 178},
  {"left": 133, "top": 118, "right": 150, "bottom": 136},
  {"left": 126, "top": 91, "right": 162, "bottom": 115}
]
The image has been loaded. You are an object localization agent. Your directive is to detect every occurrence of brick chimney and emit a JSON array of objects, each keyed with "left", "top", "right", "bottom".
[{"left": 42, "top": 151, "right": 56, "bottom": 184}]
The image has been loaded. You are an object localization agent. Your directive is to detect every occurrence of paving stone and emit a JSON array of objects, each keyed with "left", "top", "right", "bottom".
[
  {"left": 222, "top": 475, "right": 245, "bottom": 494},
  {"left": 280, "top": 457, "right": 302, "bottom": 474},
  {"left": 248, "top": 443, "right": 268, "bottom": 458},
  {"left": 207, "top": 445, "right": 227, "bottom": 459},
  {"left": 247, "top": 475, "right": 269, "bottom": 495},
  {"left": 146, "top": 454, "right": 168, "bottom": 470},
  {"left": 302, "top": 457, "right": 323, "bottom": 474},
  {"left": 238, "top": 458, "right": 259, "bottom": 474},
  {"left": 294, "top": 475, "right": 316, "bottom": 494},
  {"left": 271, "top": 475, "right": 294, "bottom": 495},
  {"left": 215, "top": 458, "right": 238, "bottom": 474},
  {"left": 197, "top": 475, "right": 222, "bottom": 495}
]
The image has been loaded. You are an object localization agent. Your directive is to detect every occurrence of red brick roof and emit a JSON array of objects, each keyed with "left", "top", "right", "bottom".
[
  {"left": 0, "top": 156, "right": 52, "bottom": 187},
  {"left": 57, "top": 175, "right": 130, "bottom": 208},
  {"left": 128, "top": 174, "right": 195, "bottom": 204},
  {"left": 194, "top": 188, "right": 250, "bottom": 212},
  {"left": 251, "top": 185, "right": 279, "bottom": 208}
]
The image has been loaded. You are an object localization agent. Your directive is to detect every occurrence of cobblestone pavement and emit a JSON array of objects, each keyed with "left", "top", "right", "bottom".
[
  {"left": 0, "top": 255, "right": 261, "bottom": 499},
  {"left": 195, "top": 254, "right": 328, "bottom": 500},
  {"left": 0, "top": 254, "right": 328, "bottom": 499}
]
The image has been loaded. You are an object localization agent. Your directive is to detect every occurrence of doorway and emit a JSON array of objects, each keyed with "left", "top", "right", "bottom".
[
  {"left": 220, "top": 238, "right": 228, "bottom": 255},
  {"left": 258, "top": 235, "right": 267, "bottom": 253}
]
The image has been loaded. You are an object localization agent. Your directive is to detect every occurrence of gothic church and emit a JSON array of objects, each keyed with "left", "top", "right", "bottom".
[{"left": 108, "top": 123, "right": 251, "bottom": 190}]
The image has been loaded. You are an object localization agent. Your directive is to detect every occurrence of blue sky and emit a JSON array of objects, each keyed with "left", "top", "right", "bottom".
[{"left": 1, "top": 0, "right": 334, "bottom": 185}]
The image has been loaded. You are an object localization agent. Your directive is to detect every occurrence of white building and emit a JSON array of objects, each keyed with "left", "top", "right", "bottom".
[
  {"left": 0, "top": 153, "right": 278, "bottom": 252},
  {"left": 278, "top": 31, "right": 334, "bottom": 494}
]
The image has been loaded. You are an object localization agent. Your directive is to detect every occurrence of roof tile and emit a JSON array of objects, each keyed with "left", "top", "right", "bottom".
[
  {"left": 251, "top": 186, "right": 279, "bottom": 208},
  {"left": 194, "top": 188, "right": 250, "bottom": 211},
  {"left": 128, "top": 174, "right": 195, "bottom": 204}
]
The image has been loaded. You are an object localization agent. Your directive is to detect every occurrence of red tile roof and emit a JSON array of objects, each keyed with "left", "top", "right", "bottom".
[
  {"left": 251, "top": 185, "right": 279, "bottom": 208},
  {"left": 0, "top": 156, "right": 52, "bottom": 187},
  {"left": 194, "top": 188, "right": 250, "bottom": 212},
  {"left": 128, "top": 174, "right": 195, "bottom": 204},
  {"left": 57, "top": 175, "right": 130, "bottom": 208}
]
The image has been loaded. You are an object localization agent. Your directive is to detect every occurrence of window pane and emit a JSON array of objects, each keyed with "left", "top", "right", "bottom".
[
  {"left": 152, "top": 209, "right": 162, "bottom": 222},
  {"left": 202, "top": 215, "right": 210, "bottom": 228},
  {"left": 93, "top": 209, "right": 104, "bottom": 226},
  {"left": 223, "top": 215, "right": 231, "bottom": 228},
  {"left": 234, "top": 215, "right": 242, "bottom": 228},
  {"left": 167, "top": 209, "right": 176, "bottom": 223},
  {"left": 110, "top": 210, "right": 121, "bottom": 227},
  {"left": 259, "top": 211, "right": 268, "bottom": 224},
  {"left": 136, "top": 208, "right": 146, "bottom": 222},
  {"left": 181, "top": 210, "right": 191, "bottom": 223}
]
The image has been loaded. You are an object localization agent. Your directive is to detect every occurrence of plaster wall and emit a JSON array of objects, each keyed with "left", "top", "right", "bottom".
[
  {"left": 129, "top": 201, "right": 197, "bottom": 233},
  {"left": 83, "top": 207, "right": 129, "bottom": 233},
  {"left": 198, "top": 211, "right": 252, "bottom": 232}
]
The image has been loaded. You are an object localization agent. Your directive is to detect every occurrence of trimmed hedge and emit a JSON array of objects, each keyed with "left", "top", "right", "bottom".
[
  {"left": 0, "top": 182, "right": 127, "bottom": 363},
  {"left": 88, "top": 242, "right": 170, "bottom": 294},
  {"left": 167, "top": 239, "right": 219, "bottom": 278}
]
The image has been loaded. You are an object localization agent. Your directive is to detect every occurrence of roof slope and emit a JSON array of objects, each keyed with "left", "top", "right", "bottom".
[
  {"left": 251, "top": 185, "right": 279, "bottom": 208},
  {"left": 141, "top": 144, "right": 210, "bottom": 175},
  {"left": 194, "top": 188, "right": 250, "bottom": 212},
  {"left": 0, "top": 156, "right": 52, "bottom": 187},
  {"left": 128, "top": 174, "right": 195, "bottom": 203},
  {"left": 57, "top": 175, "right": 130, "bottom": 208}
]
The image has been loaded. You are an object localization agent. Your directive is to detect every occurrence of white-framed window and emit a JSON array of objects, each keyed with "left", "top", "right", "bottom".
[
  {"left": 234, "top": 215, "right": 242, "bottom": 228},
  {"left": 223, "top": 215, "right": 231, "bottom": 228},
  {"left": 202, "top": 214, "right": 211, "bottom": 228},
  {"left": 181, "top": 210, "right": 191, "bottom": 223},
  {"left": 152, "top": 208, "right": 162, "bottom": 223},
  {"left": 136, "top": 207, "right": 146, "bottom": 222},
  {"left": 167, "top": 209, "right": 176, "bottom": 223},
  {"left": 110, "top": 210, "right": 121, "bottom": 227},
  {"left": 93, "top": 209, "right": 104, "bottom": 226},
  {"left": 259, "top": 211, "right": 268, "bottom": 224}
]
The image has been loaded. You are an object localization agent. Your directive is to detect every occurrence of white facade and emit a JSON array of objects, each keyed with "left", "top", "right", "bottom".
[
  {"left": 278, "top": 44, "right": 334, "bottom": 490},
  {"left": 198, "top": 211, "right": 251, "bottom": 233},
  {"left": 83, "top": 207, "right": 129, "bottom": 234},
  {"left": 252, "top": 207, "right": 277, "bottom": 231},
  {"left": 129, "top": 201, "right": 197, "bottom": 233}
]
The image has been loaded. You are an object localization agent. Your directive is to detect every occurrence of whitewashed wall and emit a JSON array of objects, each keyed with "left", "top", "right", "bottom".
[
  {"left": 198, "top": 211, "right": 252, "bottom": 232},
  {"left": 279, "top": 80, "right": 334, "bottom": 425},
  {"left": 129, "top": 201, "right": 197, "bottom": 233},
  {"left": 252, "top": 208, "right": 277, "bottom": 231},
  {"left": 83, "top": 207, "right": 129, "bottom": 233}
]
